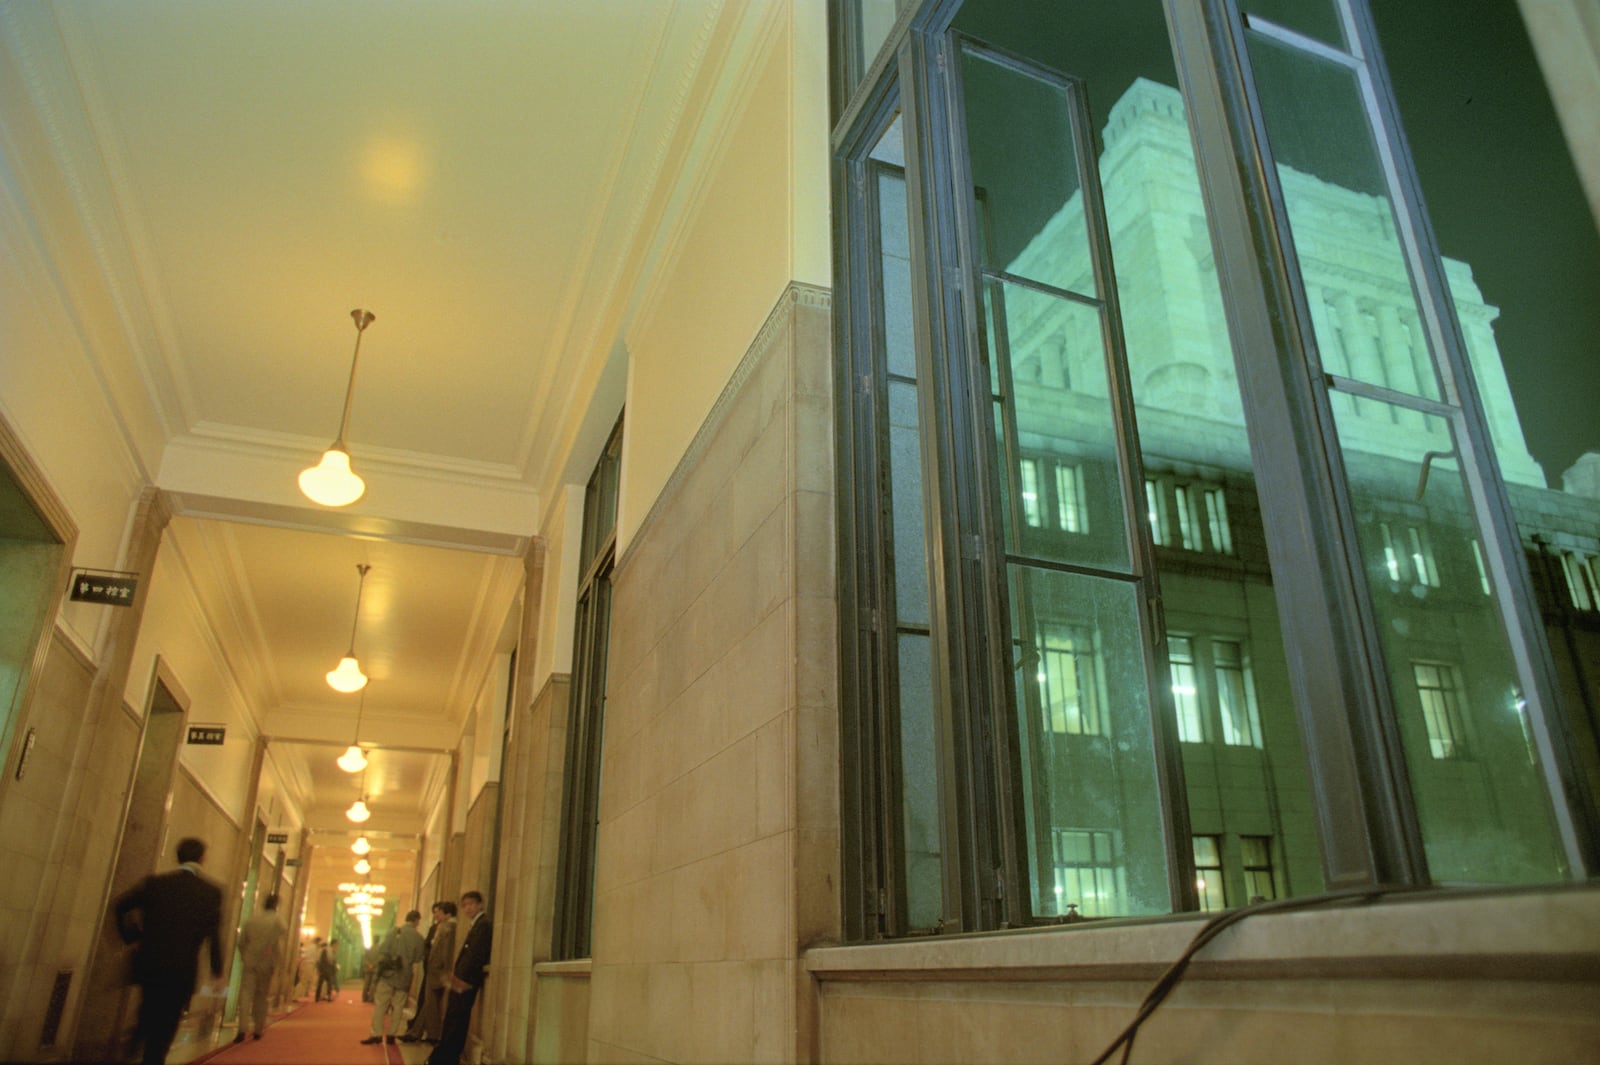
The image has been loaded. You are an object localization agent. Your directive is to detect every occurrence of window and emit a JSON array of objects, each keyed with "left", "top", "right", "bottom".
[
  {"left": 1167, "top": 635, "right": 1262, "bottom": 749},
  {"left": 552, "top": 416, "right": 622, "bottom": 959},
  {"left": 833, "top": 0, "right": 1591, "bottom": 941},
  {"left": 1413, "top": 661, "right": 1468, "bottom": 761},
  {"left": 1214, "top": 639, "right": 1263, "bottom": 749},
  {"left": 1192, "top": 836, "right": 1226, "bottom": 912},
  {"left": 1052, "top": 829, "right": 1123, "bottom": 918},
  {"left": 1038, "top": 625, "right": 1103, "bottom": 736},
  {"left": 1242, "top": 836, "right": 1277, "bottom": 903},
  {"left": 1056, "top": 463, "right": 1087, "bottom": 534},
  {"left": 1167, "top": 636, "right": 1206, "bottom": 744}
]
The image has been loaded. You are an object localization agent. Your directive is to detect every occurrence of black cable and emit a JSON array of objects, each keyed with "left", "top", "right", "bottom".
[{"left": 1087, "top": 885, "right": 1425, "bottom": 1065}]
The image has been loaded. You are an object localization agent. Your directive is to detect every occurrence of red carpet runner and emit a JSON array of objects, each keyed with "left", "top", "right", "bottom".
[{"left": 195, "top": 987, "right": 403, "bottom": 1065}]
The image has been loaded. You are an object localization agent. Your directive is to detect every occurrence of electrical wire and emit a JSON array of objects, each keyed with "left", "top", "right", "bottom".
[{"left": 1087, "top": 885, "right": 1426, "bottom": 1065}]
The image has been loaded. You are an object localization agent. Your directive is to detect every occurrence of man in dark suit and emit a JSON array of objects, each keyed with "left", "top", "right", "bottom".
[
  {"left": 426, "top": 889, "right": 492, "bottom": 1065},
  {"left": 114, "top": 837, "right": 225, "bottom": 1065}
]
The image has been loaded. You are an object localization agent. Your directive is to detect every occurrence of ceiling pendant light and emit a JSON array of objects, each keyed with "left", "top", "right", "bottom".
[
  {"left": 354, "top": 857, "right": 372, "bottom": 875},
  {"left": 347, "top": 765, "right": 372, "bottom": 824},
  {"left": 299, "top": 309, "right": 376, "bottom": 507},
  {"left": 327, "top": 564, "right": 372, "bottom": 693},
  {"left": 351, "top": 836, "right": 371, "bottom": 856},
  {"left": 336, "top": 689, "right": 370, "bottom": 772}
]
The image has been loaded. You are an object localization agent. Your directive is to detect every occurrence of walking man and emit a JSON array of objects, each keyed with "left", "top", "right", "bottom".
[
  {"left": 234, "top": 892, "right": 285, "bottom": 1042},
  {"left": 315, "top": 937, "right": 339, "bottom": 1001},
  {"left": 425, "top": 890, "right": 491, "bottom": 1065},
  {"left": 362, "top": 910, "right": 427, "bottom": 1045},
  {"left": 113, "top": 837, "right": 224, "bottom": 1065}
]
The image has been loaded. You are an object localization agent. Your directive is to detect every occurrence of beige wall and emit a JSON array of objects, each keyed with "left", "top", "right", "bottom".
[{"left": 580, "top": 283, "right": 834, "bottom": 1064}]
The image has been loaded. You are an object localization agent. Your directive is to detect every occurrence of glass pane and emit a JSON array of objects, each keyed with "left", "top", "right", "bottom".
[
  {"left": 954, "top": 0, "right": 1327, "bottom": 910},
  {"left": 889, "top": 381, "right": 929, "bottom": 627},
  {"left": 1010, "top": 566, "right": 1168, "bottom": 918},
  {"left": 1331, "top": 403, "right": 1567, "bottom": 883},
  {"left": 845, "top": 0, "right": 909, "bottom": 102},
  {"left": 960, "top": 49, "right": 1095, "bottom": 298},
  {"left": 1246, "top": 31, "right": 1445, "bottom": 405},
  {"left": 1370, "top": 0, "right": 1600, "bottom": 813},
  {"left": 1241, "top": 0, "right": 1345, "bottom": 49},
  {"left": 985, "top": 280, "right": 1131, "bottom": 571},
  {"left": 897, "top": 633, "right": 942, "bottom": 930}
]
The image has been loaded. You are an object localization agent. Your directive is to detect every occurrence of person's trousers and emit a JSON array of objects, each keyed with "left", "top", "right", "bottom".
[
  {"left": 425, "top": 985, "right": 478, "bottom": 1065},
  {"left": 369, "top": 980, "right": 408, "bottom": 1037},
  {"left": 238, "top": 966, "right": 272, "bottom": 1035},
  {"left": 405, "top": 984, "right": 445, "bottom": 1040},
  {"left": 135, "top": 978, "right": 190, "bottom": 1065},
  {"left": 315, "top": 971, "right": 334, "bottom": 1000}
]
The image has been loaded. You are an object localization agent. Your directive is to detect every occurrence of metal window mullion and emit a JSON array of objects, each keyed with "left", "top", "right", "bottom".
[{"left": 908, "top": 25, "right": 1009, "bottom": 933}]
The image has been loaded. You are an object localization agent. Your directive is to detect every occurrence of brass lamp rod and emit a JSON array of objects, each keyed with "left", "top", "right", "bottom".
[{"left": 332, "top": 309, "right": 376, "bottom": 451}]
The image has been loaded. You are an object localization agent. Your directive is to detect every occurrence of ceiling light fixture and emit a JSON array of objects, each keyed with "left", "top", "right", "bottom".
[
  {"left": 326, "top": 564, "right": 372, "bottom": 693},
  {"left": 299, "top": 309, "right": 376, "bottom": 507},
  {"left": 336, "top": 689, "right": 370, "bottom": 772},
  {"left": 354, "top": 857, "right": 372, "bottom": 875},
  {"left": 351, "top": 835, "right": 371, "bottom": 855},
  {"left": 346, "top": 766, "right": 372, "bottom": 823}
]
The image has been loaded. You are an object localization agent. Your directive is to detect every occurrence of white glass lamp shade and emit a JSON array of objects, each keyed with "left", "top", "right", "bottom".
[
  {"left": 299, "top": 448, "right": 365, "bottom": 507},
  {"left": 351, "top": 836, "right": 372, "bottom": 855},
  {"left": 337, "top": 745, "right": 368, "bottom": 773},
  {"left": 353, "top": 858, "right": 372, "bottom": 875},
  {"left": 345, "top": 799, "right": 371, "bottom": 823},
  {"left": 326, "top": 656, "right": 368, "bottom": 693}
]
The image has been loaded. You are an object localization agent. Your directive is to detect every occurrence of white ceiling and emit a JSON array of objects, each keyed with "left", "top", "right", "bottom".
[{"left": 4, "top": 1, "right": 772, "bottom": 852}]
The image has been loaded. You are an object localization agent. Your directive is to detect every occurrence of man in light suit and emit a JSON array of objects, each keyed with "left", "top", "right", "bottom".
[
  {"left": 114, "top": 837, "right": 225, "bottom": 1065},
  {"left": 426, "top": 890, "right": 492, "bottom": 1065},
  {"left": 234, "top": 892, "right": 285, "bottom": 1042},
  {"left": 401, "top": 899, "right": 456, "bottom": 1044}
]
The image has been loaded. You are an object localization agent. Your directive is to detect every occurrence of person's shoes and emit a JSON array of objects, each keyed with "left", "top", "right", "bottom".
[
  {"left": 360, "top": 1036, "right": 383, "bottom": 1044},
  {"left": 233, "top": 1033, "right": 245, "bottom": 1044},
  {"left": 253, "top": 1032, "right": 262, "bottom": 1040},
  {"left": 399, "top": 1035, "right": 419, "bottom": 1044}
]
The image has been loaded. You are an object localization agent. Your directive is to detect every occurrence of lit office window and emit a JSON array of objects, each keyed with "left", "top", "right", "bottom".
[
  {"left": 1214, "top": 639, "right": 1263, "bottom": 748},
  {"left": 1379, "top": 523, "right": 1403, "bottom": 582},
  {"left": 1039, "top": 625, "right": 1103, "bottom": 736},
  {"left": 1174, "top": 484, "right": 1198, "bottom": 550},
  {"left": 1192, "top": 836, "right": 1226, "bottom": 911},
  {"left": 1145, "top": 478, "right": 1169, "bottom": 547},
  {"left": 1242, "top": 836, "right": 1277, "bottom": 902},
  {"left": 1020, "top": 458, "right": 1044, "bottom": 527},
  {"left": 1408, "top": 526, "right": 1439, "bottom": 587},
  {"left": 1413, "top": 661, "right": 1468, "bottom": 760},
  {"left": 1470, "top": 539, "right": 1491, "bottom": 596},
  {"left": 1203, "top": 487, "right": 1232, "bottom": 554},
  {"left": 1167, "top": 636, "right": 1205, "bottom": 743},
  {"left": 1052, "top": 829, "right": 1122, "bottom": 918},
  {"left": 1056, "top": 463, "right": 1087, "bottom": 533}
]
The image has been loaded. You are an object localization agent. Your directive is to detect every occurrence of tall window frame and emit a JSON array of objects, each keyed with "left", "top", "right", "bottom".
[
  {"left": 832, "top": 0, "right": 1598, "bottom": 943},
  {"left": 551, "top": 415, "right": 623, "bottom": 960}
]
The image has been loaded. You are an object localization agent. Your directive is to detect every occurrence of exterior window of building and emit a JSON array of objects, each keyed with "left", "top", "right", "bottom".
[
  {"left": 1038, "top": 625, "right": 1104, "bottom": 736},
  {"left": 1413, "top": 661, "right": 1468, "bottom": 761},
  {"left": 1056, "top": 463, "right": 1087, "bottom": 533},
  {"left": 1214, "top": 639, "right": 1263, "bottom": 748},
  {"left": 1167, "top": 636, "right": 1206, "bottom": 743},
  {"left": 1144, "top": 478, "right": 1169, "bottom": 547},
  {"left": 1242, "top": 836, "right": 1277, "bottom": 902},
  {"left": 1203, "top": 487, "right": 1232, "bottom": 554},
  {"left": 1192, "top": 836, "right": 1226, "bottom": 911},
  {"left": 1052, "top": 829, "right": 1122, "bottom": 918},
  {"left": 832, "top": 0, "right": 1592, "bottom": 940},
  {"left": 1020, "top": 457, "right": 1045, "bottom": 527},
  {"left": 552, "top": 415, "right": 623, "bottom": 960}
]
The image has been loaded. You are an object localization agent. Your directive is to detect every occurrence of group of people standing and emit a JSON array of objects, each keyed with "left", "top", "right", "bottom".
[{"left": 113, "top": 837, "right": 494, "bottom": 1065}]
